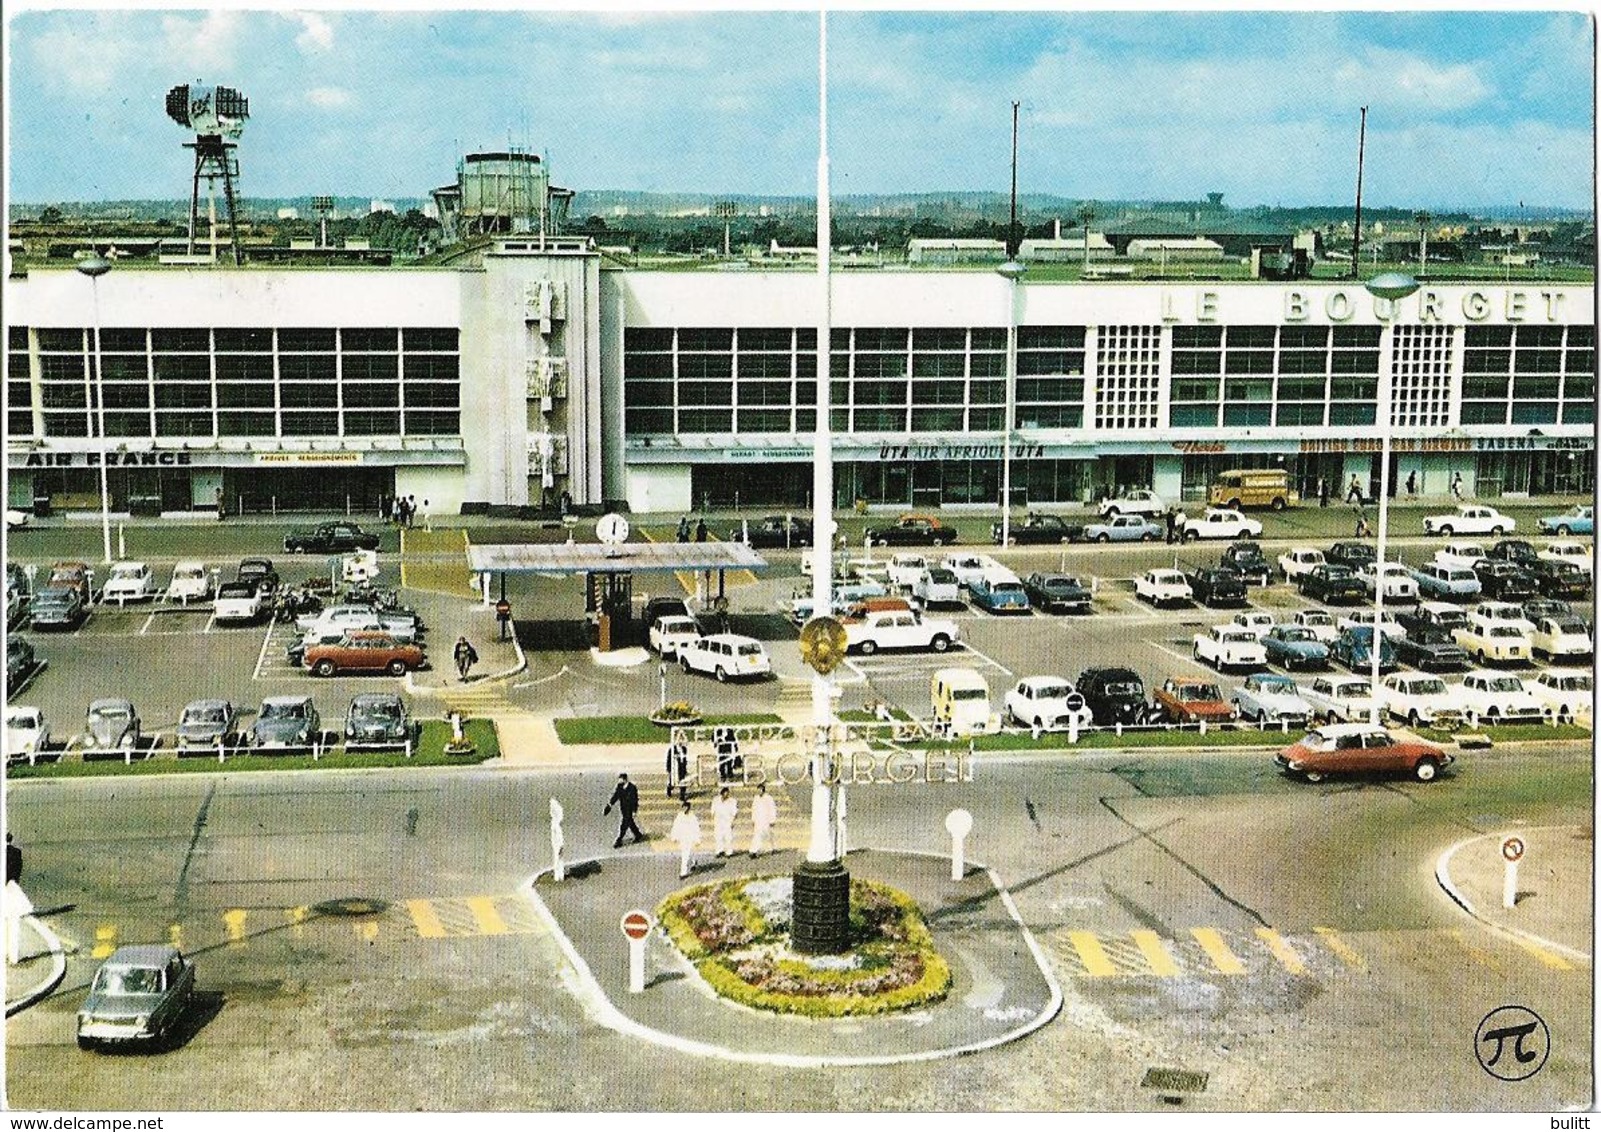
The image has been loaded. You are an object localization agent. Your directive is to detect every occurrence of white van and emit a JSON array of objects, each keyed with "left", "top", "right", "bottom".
[{"left": 931, "top": 668, "right": 1000, "bottom": 736}]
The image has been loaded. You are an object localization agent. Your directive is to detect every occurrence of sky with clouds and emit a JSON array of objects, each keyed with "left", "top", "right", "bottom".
[{"left": 5, "top": 8, "right": 1593, "bottom": 210}]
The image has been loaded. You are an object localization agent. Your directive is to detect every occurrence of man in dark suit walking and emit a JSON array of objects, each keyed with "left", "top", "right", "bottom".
[{"left": 604, "top": 773, "right": 645, "bottom": 848}]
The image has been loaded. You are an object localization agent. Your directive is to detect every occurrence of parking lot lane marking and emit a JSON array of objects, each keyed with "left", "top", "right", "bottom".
[
  {"left": 1130, "top": 929, "right": 1182, "bottom": 976},
  {"left": 1511, "top": 936, "right": 1575, "bottom": 971},
  {"left": 251, "top": 620, "right": 277, "bottom": 680},
  {"left": 223, "top": 909, "right": 248, "bottom": 947},
  {"left": 287, "top": 905, "right": 310, "bottom": 940},
  {"left": 1312, "top": 926, "right": 1365, "bottom": 970},
  {"left": 465, "top": 896, "right": 509, "bottom": 936},
  {"left": 204, "top": 613, "right": 216, "bottom": 634},
  {"left": 637, "top": 527, "right": 699, "bottom": 598},
  {"left": 1447, "top": 929, "right": 1509, "bottom": 975},
  {"left": 1067, "top": 930, "right": 1119, "bottom": 977},
  {"left": 92, "top": 924, "right": 117, "bottom": 959},
  {"left": 357, "top": 920, "right": 379, "bottom": 944},
  {"left": 168, "top": 924, "right": 183, "bottom": 951},
  {"left": 1190, "top": 928, "right": 1246, "bottom": 975},
  {"left": 140, "top": 611, "right": 157, "bottom": 635},
  {"left": 955, "top": 641, "right": 1013, "bottom": 677},
  {"left": 1255, "top": 927, "right": 1306, "bottom": 975},
  {"left": 405, "top": 900, "right": 449, "bottom": 939}
]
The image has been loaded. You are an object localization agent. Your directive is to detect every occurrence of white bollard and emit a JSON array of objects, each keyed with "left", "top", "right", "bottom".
[
  {"left": 550, "top": 798, "right": 566, "bottom": 883},
  {"left": 621, "top": 910, "right": 653, "bottom": 994},
  {"left": 945, "top": 808, "right": 973, "bottom": 881},
  {"left": 1068, "top": 714, "right": 1080, "bottom": 745},
  {"left": 4, "top": 881, "right": 34, "bottom": 966},
  {"left": 1501, "top": 835, "right": 1525, "bottom": 910}
]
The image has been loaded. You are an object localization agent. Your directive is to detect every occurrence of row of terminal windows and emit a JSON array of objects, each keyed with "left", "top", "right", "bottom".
[{"left": 8, "top": 326, "right": 460, "bottom": 440}]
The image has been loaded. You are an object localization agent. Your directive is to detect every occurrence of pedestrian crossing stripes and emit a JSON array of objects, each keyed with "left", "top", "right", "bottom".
[
  {"left": 439, "top": 687, "right": 524, "bottom": 719},
  {"left": 404, "top": 895, "right": 546, "bottom": 939}
]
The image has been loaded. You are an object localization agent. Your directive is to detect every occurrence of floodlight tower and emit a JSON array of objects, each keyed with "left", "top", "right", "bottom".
[
  {"left": 312, "top": 196, "right": 335, "bottom": 249},
  {"left": 165, "top": 83, "right": 250, "bottom": 265},
  {"left": 715, "top": 201, "right": 737, "bottom": 257}
]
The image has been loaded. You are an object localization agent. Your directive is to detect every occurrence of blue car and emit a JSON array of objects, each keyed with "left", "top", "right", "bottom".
[
  {"left": 1262, "top": 625, "right": 1330, "bottom": 671},
  {"left": 968, "top": 570, "right": 1031, "bottom": 614},
  {"left": 1083, "top": 514, "right": 1164, "bottom": 543},
  {"left": 1538, "top": 505, "right": 1593, "bottom": 536},
  {"left": 1329, "top": 626, "right": 1398, "bottom": 673}
]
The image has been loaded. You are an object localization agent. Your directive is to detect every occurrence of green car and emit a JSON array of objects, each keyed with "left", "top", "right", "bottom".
[{"left": 77, "top": 944, "right": 195, "bottom": 1051}]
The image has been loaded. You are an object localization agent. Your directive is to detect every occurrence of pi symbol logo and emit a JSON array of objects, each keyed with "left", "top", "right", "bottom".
[{"left": 1475, "top": 1005, "right": 1549, "bottom": 1081}]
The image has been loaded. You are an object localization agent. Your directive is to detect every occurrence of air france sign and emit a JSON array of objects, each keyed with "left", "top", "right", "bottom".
[{"left": 1159, "top": 286, "right": 1575, "bottom": 325}]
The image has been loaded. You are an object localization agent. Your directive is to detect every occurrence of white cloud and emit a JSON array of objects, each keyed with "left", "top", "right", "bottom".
[
  {"left": 161, "top": 11, "right": 244, "bottom": 73},
  {"left": 1331, "top": 48, "right": 1491, "bottom": 113},
  {"left": 306, "top": 86, "right": 352, "bottom": 110},
  {"left": 288, "top": 12, "right": 335, "bottom": 54},
  {"left": 25, "top": 14, "right": 142, "bottom": 96}
]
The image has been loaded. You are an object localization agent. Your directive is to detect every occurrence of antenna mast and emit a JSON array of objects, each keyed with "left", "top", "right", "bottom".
[{"left": 1351, "top": 105, "right": 1367, "bottom": 281}]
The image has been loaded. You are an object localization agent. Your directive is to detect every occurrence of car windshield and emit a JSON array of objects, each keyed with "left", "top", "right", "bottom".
[
  {"left": 1035, "top": 684, "right": 1072, "bottom": 699},
  {"left": 261, "top": 701, "right": 306, "bottom": 719},
  {"left": 89, "top": 704, "right": 131, "bottom": 721},
  {"left": 926, "top": 569, "right": 956, "bottom": 583},
  {"left": 1323, "top": 565, "right": 1353, "bottom": 577},
  {"left": 1222, "top": 633, "right": 1255, "bottom": 643},
  {"left": 1179, "top": 685, "right": 1222, "bottom": 701},
  {"left": 1105, "top": 682, "right": 1141, "bottom": 697},
  {"left": 1483, "top": 677, "right": 1523, "bottom": 692},
  {"left": 218, "top": 583, "right": 254, "bottom": 597},
  {"left": 1410, "top": 678, "right": 1447, "bottom": 694},
  {"left": 1553, "top": 619, "right": 1588, "bottom": 633},
  {"left": 951, "top": 688, "right": 987, "bottom": 701},
  {"left": 1255, "top": 677, "right": 1293, "bottom": 691},
  {"left": 994, "top": 582, "right": 1024, "bottom": 594},
  {"left": 110, "top": 565, "right": 142, "bottom": 579},
  {"left": 357, "top": 700, "right": 403, "bottom": 720},
  {"left": 186, "top": 706, "right": 227, "bottom": 724},
  {"left": 1556, "top": 676, "right": 1592, "bottom": 691},
  {"left": 1300, "top": 612, "right": 1333, "bottom": 625},
  {"left": 1337, "top": 682, "right": 1371, "bottom": 696},
  {"left": 1046, "top": 576, "right": 1076, "bottom": 588},
  {"left": 94, "top": 965, "right": 163, "bottom": 995},
  {"left": 1489, "top": 627, "right": 1523, "bottom": 638},
  {"left": 174, "top": 567, "right": 204, "bottom": 580},
  {"left": 1279, "top": 629, "right": 1314, "bottom": 642}
]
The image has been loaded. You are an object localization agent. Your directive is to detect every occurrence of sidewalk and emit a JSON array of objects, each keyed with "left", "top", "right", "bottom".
[
  {"left": 1435, "top": 825, "right": 1593, "bottom": 962},
  {"left": 4, "top": 912, "right": 68, "bottom": 1017},
  {"left": 526, "top": 847, "right": 1060, "bottom": 1066}
]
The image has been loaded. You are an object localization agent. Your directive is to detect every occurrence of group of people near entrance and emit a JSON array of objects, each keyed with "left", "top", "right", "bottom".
[{"left": 604, "top": 772, "right": 783, "bottom": 879}]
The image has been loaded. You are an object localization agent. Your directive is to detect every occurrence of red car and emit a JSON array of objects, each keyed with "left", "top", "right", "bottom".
[
  {"left": 1276, "top": 723, "right": 1451, "bottom": 783},
  {"left": 1153, "top": 677, "right": 1236, "bottom": 723},
  {"left": 303, "top": 632, "right": 425, "bottom": 677}
]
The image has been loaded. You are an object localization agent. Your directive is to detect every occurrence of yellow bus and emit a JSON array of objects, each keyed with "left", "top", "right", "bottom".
[{"left": 1207, "top": 468, "right": 1299, "bottom": 511}]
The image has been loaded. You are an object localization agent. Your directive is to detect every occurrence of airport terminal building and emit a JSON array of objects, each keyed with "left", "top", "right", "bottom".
[{"left": 6, "top": 244, "right": 1594, "bottom": 517}]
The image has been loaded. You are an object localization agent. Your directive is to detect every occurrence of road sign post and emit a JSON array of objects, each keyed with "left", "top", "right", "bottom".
[
  {"left": 945, "top": 808, "right": 973, "bottom": 882},
  {"left": 1501, "top": 835, "right": 1524, "bottom": 910},
  {"left": 621, "top": 909, "right": 653, "bottom": 993}
]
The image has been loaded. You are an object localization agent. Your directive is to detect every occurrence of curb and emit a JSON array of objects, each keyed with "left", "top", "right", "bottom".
[
  {"left": 405, "top": 626, "right": 527, "bottom": 698},
  {"left": 1434, "top": 827, "right": 1591, "bottom": 963},
  {"left": 5, "top": 915, "right": 69, "bottom": 1017},
  {"left": 519, "top": 848, "right": 1062, "bottom": 1067}
]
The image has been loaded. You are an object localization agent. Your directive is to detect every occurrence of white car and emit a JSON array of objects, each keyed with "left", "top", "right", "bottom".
[
  {"left": 1470, "top": 601, "right": 1537, "bottom": 636},
  {"left": 1004, "top": 676, "right": 1093, "bottom": 733},
  {"left": 1357, "top": 562, "right": 1418, "bottom": 602},
  {"left": 1457, "top": 670, "right": 1545, "bottom": 725},
  {"left": 1098, "top": 489, "right": 1166, "bottom": 518},
  {"left": 678, "top": 633, "right": 772, "bottom": 682},
  {"left": 1292, "top": 609, "right": 1340, "bottom": 644},
  {"left": 1135, "top": 569, "right": 1192, "bottom": 607},
  {"left": 1183, "top": 508, "right": 1262, "bottom": 541},
  {"left": 649, "top": 614, "right": 702, "bottom": 658},
  {"left": 167, "top": 561, "right": 215, "bottom": 604},
  {"left": 1453, "top": 614, "right": 1532, "bottom": 665},
  {"left": 1193, "top": 625, "right": 1268, "bottom": 672},
  {"left": 5, "top": 509, "right": 29, "bottom": 531},
  {"left": 213, "top": 581, "right": 267, "bottom": 624},
  {"left": 1277, "top": 548, "right": 1325, "bottom": 583},
  {"left": 845, "top": 609, "right": 960, "bottom": 655},
  {"left": 912, "top": 566, "right": 962, "bottom": 607},
  {"left": 1526, "top": 669, "right": 1592, "bottom": 724},
  {"left": 1529, "top": 615, "right": 1593, "bottom": 662},
  {"left": 1378, "top": 673, "right": 1466, "bottom": 729},
  {"left": 1302, "top": 675, "right": 1376, "bottom": 723},
  {"left": 1538, "top": 540, "right": 1594, "bottom": 576},
  {"left": 1229, "top": 611, "right": 1277, "bottom": 640},
  {"left": 941, "top": 553, "right": 1003, "bottom": 590},
  {"left": 298, "top": 604, "right": 418, "bottom": 643},
  {"left": 101, "top": 562, "right": 156, "bottom": 604},
  {"left": 5, "top": 706, "right": 49, "bottom": 760},
  {"left": 1231, "top": 673, "right": 1313, "bottom": 726},
  {"left": 1336, "top": 609, "right": 1406, "bottom": 640},
  {"left": 1423, "top": 505, "right": 1515, "bottom": 537},
  {"left": 885, "top": 553, "right": 930, "bottom": 590},
  {"left": 1433, "top": 541, "right": 1487, "bottom": 569}
]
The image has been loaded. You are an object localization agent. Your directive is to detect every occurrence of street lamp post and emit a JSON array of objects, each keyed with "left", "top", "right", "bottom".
[
  {"left": 997, "top": 101, "right": 1025, "bottom": 548},
  {"left": 76, "top": 254, "right": 115, "bottom": 565}
]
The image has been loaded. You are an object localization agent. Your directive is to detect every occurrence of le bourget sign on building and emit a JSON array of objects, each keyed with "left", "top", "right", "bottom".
[{"left": 1161, "top": 285, "right": 1572, "bottom": 324}]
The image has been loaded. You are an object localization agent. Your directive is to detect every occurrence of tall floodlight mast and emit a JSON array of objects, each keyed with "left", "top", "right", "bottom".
[{"left": 165, "top": 84, "right": 250, "bottom": 265}]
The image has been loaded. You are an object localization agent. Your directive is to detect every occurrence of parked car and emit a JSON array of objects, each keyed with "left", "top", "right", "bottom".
[
  {"left": 1022, "top": 572, "right": 1092, "bottom": 614},
  {"left": 1470, "top": 601, "right": 1537, "bottom": 635},
  {"left": 1229, "top": 610, "right": 1278, "bottom": 640},
  {"left": 305, "top": 632, "right": 426, "bottom": 677},
  {"left": 1262, "top": 625, "right": 1331, "bottom": 671},
  {"left": 1076, "top": 667, "right": 1149, "bottom": 726},
  {"left": 1098, "top": 489, "right": 1166, "bottom": 518},
  {"left": 864, "top": 514, "right": 958, "bottom": 547},
  {"left": 1378, "top": 673, "right": 1466, "bottom": 729},
  {"left": 1457, "top": 670, "right": 1545, "bottom": 726},
  {"left": 167, "top": 561, "right": 215, "bottom": 604},
  {"left": 1193, "top": 625, "right": 1267, "bottom": 672},
  {"left": 1521, "top": 597, "right": 1574, "bottom": 625},
  {"left": 1537, "top": 505, "right": 1593, "bottom": 536},
  {"left": 1329, "top": 626, "right": 1397, "bottom": 673},
  {"left": 1153, "top": 677, "right": 1236, "bottom": 723},
  {"left": 933, "top": 553, "right": 995, "bottom": 590},
  {"left": 82, "top": 698, "right": 142, "bottom": 750},
  {"left": 641, "top": 596, "right": 692, "bottom": 635},
  {"left": 76, "top": 944, "right": 196, "bottom": 1051},
  {"left": 1453, "top": 614, "right": 1532, "bottom": 666},
  {"left": 1324, "top": 541, "right": 1378, "bottom": 572},
  {"left": 1410, "top": 561, "right": 1482, "bottom": 602},
  {"left": 1277, "top": 547, "right": 1325, "bottom": 583},
  {"left": 884, "top": 553, "right": 930, "bottom": 590},
  {"left": 1291, "top": 609, "right": 1340, "bottom": 644},
  {"left": 1182, "top": 508, "right": 1262, "bottom": 541},
  {"left": 1398, "top": 600, "right": 1472, "bottom": 635},
  {"left": 1357, "top": 561, "right": 1418, "bottom": 602},
  {"left": 1531, "top": 559, "right": 1590, "bottom": 600},
  {"left": 1301, "top": 675, "right": 1376, "bottom": 723},
  {"left": 1220, "top": 542, "right": 1271, "bottom": 586},
  {"left": 1336, "top": 609, "right": 1406, "bottom": 640},
  {"left": 649, "top": 614, "right": 702, "bottom": 658},
  {"left": 1526, "top": 669, "right": 1592, "bottom": 725},
  {"left": 931, "top": 668, "right": 1000, "bottom": 737},
  {"left": 213, "top": 581, "right": 267, "bottom": 625},
  {"left": 287, "top": 627, "right": 346, "bottom": 668},
  {"left": 1530, "top": 615, "right": 1593, "bottom": 662},
  {"left": 297, "top": 604, "right": 419, "bottom": 643},
  {"left": 1472, "top": 560, "right": 1538, "bottom": 602},
  {"left": 6, "top": 508, "right": 29, "bottom": 530},
  {"left": 912, "top": 566, "right": 963, "bottom": 608},
  {"left": 176, "top": 699, "right": 238, "bottom": 751},
  {"left": 1083, "top": 514, "right": 1163, "bottom": 543},
  {"left": 1423, "top": 505, "right": 1515, "bottom": 537},
  {"left": 1184, "top": 565, "right": 1248, "bottom": 607},
  {"left": 1299, "top": 564, "right": 1367, "bottom": 604},
  {"left": 1434, "top": 541, "right": 1488, "bottom": 569},
  {"left": 345, "top": 693, "right": 414, "bottom": 746},
  {"left": 1538, "top": 540, "right": 1593, "bottom": 576},
  {"left": 789, "top": 579, "right": 891, "bottom": 624},
  {"left": 994, "top": 513, "right": 1083, "bottom": 545},
  {"left": 1232, "top": 673, "right": 1313, "bottom": 727},
  {"left": 1135, "top": 569, "right": 1192, "bottom": 607},
  {"left": 236, "top": 558, "right": 280, "bottom": 595},
  {"left": 1488, "top": 539, "right": 1541, "bottom": 568},
  {"left": 679, "top": 633, "right": 772, "bottom": 681},
  {"left": 284, "top": 522, "right": 382, "bottom": 554},
  {"left": 5, "top": 706, "right": 49, "bottom": 760},
  {"left": 102, "top": 562, "right": 156, "bottom": 604},
  {"left": 6, "top": 636, "right": 39, "bottom": 694},
  {"left": 732, "top": 514, "right": 813, "bottom": 548},
  {"left": 1004, "top": 676, "right": 1092, "bottom": 733},
  {"left": 6, "top": 563, "right": 29, "bottom": 630},
  {"left": 1276, "top": 724, "right": 1450, "bottom": 783},
  {"left": 844, "top": 607, "right": 960, "bottom": 655},
  {"left": 46, "top": 561, "right": 92, "bottom": 601},
  {"left": 1393, "top": 626, "right": 1472, "bottom": 673},
  {"left": 250, "top": 695, "right": 321, "bottom": 748},
  {"left": 968, "top": 569, "right": 1031, "bottom": 614},
  {"left": 27, "top": 586, "right": 86, "bottom": 630}
]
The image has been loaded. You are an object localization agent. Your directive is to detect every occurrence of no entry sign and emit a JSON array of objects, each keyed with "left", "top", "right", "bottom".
[
  {"left": 1501, "top": 836, "right": 1525, "bottom": 863},
  {"left": 621, "top": 909, "right": 653, "bottom": 940}
]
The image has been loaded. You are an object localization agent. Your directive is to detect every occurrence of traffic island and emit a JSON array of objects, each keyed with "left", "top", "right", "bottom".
[{"left": 525, "top": 848, "right": 1061, "bottom": 1066}]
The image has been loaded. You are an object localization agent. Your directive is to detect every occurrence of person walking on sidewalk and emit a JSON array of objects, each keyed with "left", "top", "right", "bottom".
[
  {"left": 749, "top": 782, "right": 777, "bottom": 857},
  {"left": 677, "top": 516, "right": 691, "bottom": 543},
  {"left": 665, "top": 736, "right": 689, "bottom": 800},
  {"left": 1451, "top": 471, "right": 1464, "bottom": 500},
  {"left": 694, "top": 517, "right": 708, "bottom": 543},
  {"left": 669, "top": 801, "right": 701, "bottom": 879},
  {"left": 1317, "top": 477, "right": 1328, "bottom": 508},
  {"left": 453, "top": 636, "right": 479, "bottom": 682},
  {"left": 711, "top": 786, "right": 737, "bottom": 857},
  {"left": 1346, "top": 475, "right": 1363, "bottom": 505},
  {"left": 604, "top": 773, "right": 645, "bottom": 848},
  {"left": 1406, "top": 470, "right": 1418, "bottom": 497}
]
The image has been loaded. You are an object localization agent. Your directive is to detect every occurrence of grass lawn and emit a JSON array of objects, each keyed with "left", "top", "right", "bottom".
[
  {"left": 5, "top": 719, "right": 499, "bottom": 779},
  {"left": 1419, "top": 722, "right": 1591, "bottom": 744},
  {"left": 966, "top": 725, "right": 1296, "bottom": 752},
  {"left": 399, "top": 528, "right": 480, "bottom": 598},
  {"left": 554, "top": 713, "right": 786, "bottom": 745}
]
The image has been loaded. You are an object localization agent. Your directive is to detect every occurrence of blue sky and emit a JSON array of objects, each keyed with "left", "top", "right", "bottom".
[{"left": 5, "top": 9, "right": 1593, "bottom": 209}]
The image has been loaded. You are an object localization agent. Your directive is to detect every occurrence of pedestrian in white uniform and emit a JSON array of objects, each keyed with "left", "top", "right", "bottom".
[
  {"left": 669, "top": 801, "right": 701, "bottom": 879},
  {"left": 711, "top": 786, "right": 738, "bottom": 857},
  {"left": 749, "top": 782, "right": 778, "bottom": 857}
]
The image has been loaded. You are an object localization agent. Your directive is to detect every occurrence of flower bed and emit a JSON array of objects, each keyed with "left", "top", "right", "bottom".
[{"left": 657, "top": 875, "right": 951, "bottom": 1017}]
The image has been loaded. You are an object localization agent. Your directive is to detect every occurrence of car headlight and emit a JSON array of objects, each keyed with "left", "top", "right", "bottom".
[{"left": 135, "top": 1015, "right": 150, "bottom": 1030}]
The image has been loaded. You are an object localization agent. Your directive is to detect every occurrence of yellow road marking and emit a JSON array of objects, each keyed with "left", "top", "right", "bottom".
[
  {"left": 357, "top": 920, "right": 379, "bottom": 943},
  {"left": 405, "top": 899, "right": 448, "bottom": 939},
  {"left": 1255, "top": 927, "right": 1306, "bottom": 975},
  {"left": 1313, "top": 926, "right": 1365, "bottom": 970},
  {"left": 92, "top": 925, "right": 117, "bottom": 959},
  {"left": 1191, "top": 928, "right": 1246, "bottom": 975},
  {"left": 1067, "top": 930, "right": 1119, "bottom": 977},
  {"left": 287, "top": 905, "right": 309, "bottom": 939},
  {"left": 223, "top": 909, "right": 248, "bottom": 946},
  {"left": 466, "top": 896, "right": 509, "bottom": 936},
  {"left": 1511, "top": 936, "right": 1574, "bottom": 970},
  {"left": 1449, "top": 929, "right": 1508, "bottom": 974},
  {"left": 1131, "top": 929, "right": 1181, "bottom": 976},
  {"left": 167, "top": 924, "right": 183, "bottom": 951}
]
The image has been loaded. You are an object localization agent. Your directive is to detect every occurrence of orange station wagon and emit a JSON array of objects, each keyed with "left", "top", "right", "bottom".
[{"left": 303, "top": 631, "right": 425, "bottom": 677}]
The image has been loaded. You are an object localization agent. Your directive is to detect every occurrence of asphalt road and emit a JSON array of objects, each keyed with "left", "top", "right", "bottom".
[{"left": 5, "top": 744, "right": 1591, "bottom": 1111}]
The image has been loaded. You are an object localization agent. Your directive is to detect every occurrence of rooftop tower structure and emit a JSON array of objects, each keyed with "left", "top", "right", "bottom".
[{"left": 164, "top": 83, "right": 249, "bottom": 265}]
